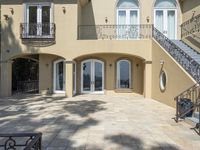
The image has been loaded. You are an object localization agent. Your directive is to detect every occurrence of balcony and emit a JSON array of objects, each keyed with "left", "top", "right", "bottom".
[
  {"left": 20, "top": 23, "right": 56, "bottom": 46},
  {"left": 78, "top": 24, "right": 153, "bottom": 40}
]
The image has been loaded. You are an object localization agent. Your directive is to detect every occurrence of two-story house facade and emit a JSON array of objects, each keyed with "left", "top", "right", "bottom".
[{"left": 0, "top": 0, "right": 200, "bottom": 107}]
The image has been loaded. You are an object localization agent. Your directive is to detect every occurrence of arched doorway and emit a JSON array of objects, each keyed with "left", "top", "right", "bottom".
[
  {"left": 12, "top": 55, "right": 39, "bottom": 94},
  {"left": 154, "top": 0, "right": 177, "bottom": 39},
  {"left": 116, "top": 59, "right": 131, "bottom": 88},
  {"left": 81, "top": 59, "right": 104, "bottom": 94},
  {"left": 116, "top": 0, "right": 140, "bottom": 39}
]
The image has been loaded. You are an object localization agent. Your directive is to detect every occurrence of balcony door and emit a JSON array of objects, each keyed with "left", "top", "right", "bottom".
[
  {"left": 154, "top": 0, "right": 177, "bottom": 39},
  {"left": 117, "top": 0, "right": 139, "bottom": 39},
  {"left": 25, "top": 3, "right": 52, "bottom": 37},
  {"left": 81, "top": 59, "right": 104, "bottom": 94}
]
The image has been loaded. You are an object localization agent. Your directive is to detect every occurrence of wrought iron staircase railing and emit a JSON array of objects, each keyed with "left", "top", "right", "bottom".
[
  {"left": 153, "top": 27, "right": 200, "bottom": 84},
  {"left": 181, "top": 14, "right": 200, "bottom": 38},
  {"left": 153, "top": 26, "right": 200, "bottom": 134},
  {"left": 174, "top": 84, "right": 200, "bottom": 134}
]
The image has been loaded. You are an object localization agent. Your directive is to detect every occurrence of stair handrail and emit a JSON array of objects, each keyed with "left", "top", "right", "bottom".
[
  {"left": 174, "top": 84, "right": 199, "bottom": 100},
  {"left": 153, "top": 27, "right": 200, "bottom": 84},
  {"left": 181, "top": 13, "right": 200, "bottom": 38},
  {"left": 174, "top": 83, "right": 200, "bottom": 122}
]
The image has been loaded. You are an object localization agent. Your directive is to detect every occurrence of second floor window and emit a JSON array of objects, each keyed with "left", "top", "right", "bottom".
[
  {"left": 24, "top": 3, "right": 53, "bottom": 37},
  {"left": 116, "top": 0, "right": 139, "bottom": 39}
]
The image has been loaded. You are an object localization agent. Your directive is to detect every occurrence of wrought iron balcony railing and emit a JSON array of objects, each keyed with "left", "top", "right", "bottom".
[
  {"left": 181, "top": 14, "right": 200, "bottom": 38},
  {"left": 153, "top": 27, "right": 200, "bottom": 84},
  {"left": 78, "top": 24, "right": 153, "bottom": 40},
  {"left": 20, "top": 23, "right": 55, "bottom": 39},
  {"left": 0, "top": 133, "right": 42, "bottom": 150}
]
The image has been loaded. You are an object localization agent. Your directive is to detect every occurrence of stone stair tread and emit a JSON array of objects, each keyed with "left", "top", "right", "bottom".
[
  {"left": 194, "top": 112, "right": 199, "bottom": 119},
  {"left": 186, "top": 117, "right": 199, "bottom": 124},
  {"left": 172, "top": 40, "right": 200, "bottom": 64}
]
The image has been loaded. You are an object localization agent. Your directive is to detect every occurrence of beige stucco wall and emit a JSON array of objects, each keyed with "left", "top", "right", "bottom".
[
  {"left": 39, "top": 54, "right": 62, "bottom": 94},
  {"left": 151, "top": 39, "right": 196, "bottom": 107},
  {"left": 75, "top": 53, "right": 144, "bottom": 95},
  {"left": 0, "top": 0, "right": 197, "bottom": 103},
  {"left": 80, "top": 0, "right": 182, "bottom": 39},
  {"left": 181, "top": 0, "right": 200, "bottom": 53},
  {"left": 0, "top": 0, "right": 153, "bottom": 61},
  {"left": 181, "top": 0, "right": 200, "bottom": 22}
]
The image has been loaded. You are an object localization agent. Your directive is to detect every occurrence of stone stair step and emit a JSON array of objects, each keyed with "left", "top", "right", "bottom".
[{"left": 185, "top": 117, "right": 199, "bottom": 127}]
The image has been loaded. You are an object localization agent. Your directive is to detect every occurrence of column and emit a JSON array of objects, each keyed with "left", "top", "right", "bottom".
[
  {"left": 65, "top": 61, "right": 73, "bottom": 97},
  {"left": 144, "top": 61, "right": 152, "bottom": 98},
  {"left": 0, "top": 61, "right": 12, "bottom": 97}
]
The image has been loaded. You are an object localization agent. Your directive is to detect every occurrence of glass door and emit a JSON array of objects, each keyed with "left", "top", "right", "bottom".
[
  {"left": 81, "top": 59, "right": 104, "bottom": 93},
  {"left": 54, "top": 60, "right": 65, "bottom": 93},
  {"left": 94, "top": 60, "right": 104, "bottom": 92},
  {"left": 82, "top": 61, "right": 92, "bottom": 92},
  {"left": 27, "top": 6, "right": 38, "bottom": 36},
  {"left": 154, "top": 9, "right": 176, "bottom": 39},
  {"left": 26, "top": 3, "right": 51, "bottom": 37},
  {"left": 117, "top": 60, "right": 131, "bottom": 88},
  {"left": 129, "top": 10, "right": 139, "bottom": 39},
  {"left": 42, "top": 6, "right": 51, "bottom": 36}
]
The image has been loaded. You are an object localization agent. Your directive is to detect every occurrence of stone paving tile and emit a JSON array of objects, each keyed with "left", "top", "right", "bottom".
[{"left": 0, "top": 94, "right": 200, "bottom": 150}]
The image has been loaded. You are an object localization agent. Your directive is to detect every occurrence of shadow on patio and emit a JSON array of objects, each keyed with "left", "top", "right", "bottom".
[
  {"left": 0, "top": 95, "right": 106, "bottom": 149},
  {"left": 105, "top": 134, "right": 182, "bottom": 150}
]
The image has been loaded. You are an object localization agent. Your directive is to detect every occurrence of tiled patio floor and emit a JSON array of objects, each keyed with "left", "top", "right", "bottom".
[{"left": 0, "top": 94, "right": 200, "bottom": 150}]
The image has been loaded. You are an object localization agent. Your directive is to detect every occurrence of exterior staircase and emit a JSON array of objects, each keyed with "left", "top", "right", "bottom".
[
  {"left": 153, "top": 27, "right": 200, "bottom": 134},
  {"left": 172, "top": 40, "right": 200, "bottom": 64}
]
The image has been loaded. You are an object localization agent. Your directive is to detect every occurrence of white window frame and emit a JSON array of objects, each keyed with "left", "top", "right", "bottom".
[
  {"left": 116, "top": 59, "right": 132, "bottom": 89},
  {"left": 117, "top": 8, "right": 140, "bottom": 25},
  {"left": 81, "top": 59, "right": 104, "bottom": 94},
  {"left": 24, "top": 2, "right": 53, "bottom": 38},
  {"left": 73, "top": 62, "right": 77, "bottom": 96},
  {"left": 116, "top": 6, "right": 140, "bottom": 39},
  {"left": 53, "top": 59, "right": 66, "bottom": 94},
  {"left": 154, "top": 8, "right": 177, "bottom": 39}
]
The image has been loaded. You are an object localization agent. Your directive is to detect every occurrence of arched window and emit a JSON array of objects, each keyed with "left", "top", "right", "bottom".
[
  {"left": 155, "top": 0, "right": 176, "bottom": 8},
  {"left": 154, "top": 0, "right": 177, "bottom": 39},
  {"left": 117, "top": 59, "right": 131, "bottom": 88}
]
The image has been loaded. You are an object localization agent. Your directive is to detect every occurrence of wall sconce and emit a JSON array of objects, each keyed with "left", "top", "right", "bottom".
[
  {"left": 105, "top": 17, "right": 108, "bottom": 23},
  {"left": 62, "top": 7, "right": 66, "bottom": 14},
  {"left": 146, "top": 16, "right": 150, "bottom": 23},
  {"left": 109, "top": 64, "right": 112, "bottom": 67},
  {"left": 10, "top": 8, "right": 14, "bottom": 15},
  {"left": 160, "top": 60, "right": 164, "bottom": 65},
  {"left": 3, "top": 15, "right": 9, "bottom": 21}
]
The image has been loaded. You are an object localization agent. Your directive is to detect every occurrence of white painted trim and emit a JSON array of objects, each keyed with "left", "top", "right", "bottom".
[
  {"left": 116, "top": 8, "right": 140, "bottom": 39},
  {"left": 81, "top": 59, "right": 104, "bottom": 94},
  {"left": 24, "top": 2, "right": 53, "bottom": 37},
  {"left": 154, "top": 8, "right": 177, "bottom": 39},
  {"left": 73, "top": 62, "right": 77, "bottom": 95},
  {"left": 116, "top": 59, "right": 132, "bottom": 89},
  {"left": 53, "top": 59, "right": 66, "bottom": 94}
]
